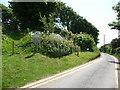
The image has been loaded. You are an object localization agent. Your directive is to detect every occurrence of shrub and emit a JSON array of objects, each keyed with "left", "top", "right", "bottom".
[
  {"left": 39, "top": 33, "right": 75, "bottom": 57},
  {"left": 2, "top": 35, "right": 22, "bottom": 55},
  {"left": 18, "top": 34, "right": 35, "bottom": 53},
  {"left": 99, "top": 44, "right": 112, "bottom": 54},
  {"left": 59, "top": 30, "right": 74, "bottom": 40},
  {"left": 115, "top": 47, "right": 120, "bottom": 54},
  {"left": 73, "top": 33, "right": 96, "bottom": 51},
  {"left": 111, "top": 38, "right": 120, "bottom": 49},
  {"left": 2, "top": 35, "right": 13, "bottom": 54}
]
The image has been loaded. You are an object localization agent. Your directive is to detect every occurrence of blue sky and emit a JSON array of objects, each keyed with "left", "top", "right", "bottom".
[{"left": 0, "top": 0, "right": 119, "bottom": 47}]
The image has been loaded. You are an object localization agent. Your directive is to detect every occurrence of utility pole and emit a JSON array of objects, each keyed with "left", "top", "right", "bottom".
[
  {"left": 118, "top": 30, "right": 120, "bottom": 38},
  {"left": 103, "top": 34, "right": 106, "bottom": 53}
]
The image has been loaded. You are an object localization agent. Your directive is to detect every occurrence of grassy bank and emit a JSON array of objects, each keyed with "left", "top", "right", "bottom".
[
  {"left": 3, "top": 51, "right": 100, "bottom": 88},
  {"left": 113, "top": 54, "right": 120, "bottom": 60}
]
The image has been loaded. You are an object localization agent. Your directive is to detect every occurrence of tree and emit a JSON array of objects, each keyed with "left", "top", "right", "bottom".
[
  {"left": 39, "top": 12, "right": 56, "bottom": 34},
  {"left": 73, "top": 33, "right": 96, "bottom": 51},
  {"left": 99, "top": 44, "right": 112, "bottom": 53},
  {"left": 9, "top": 2, "right": 59, "bottom": 32},
  {"left": 109, "top": 1, "right": 120, "bottom": 31},
  {"left": 56, "top": 2, "right": 99, "bottom": 44},
  {"left": 111, "top": 38, "right": 120, "bottom": 49},
  {"left": 1, "top": 4, "right": 21, "bottom": 39}
]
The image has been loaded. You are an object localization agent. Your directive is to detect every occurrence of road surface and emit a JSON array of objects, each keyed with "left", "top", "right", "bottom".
[{"left": 21, "top": 53, "right": 119, "bottom": 88}]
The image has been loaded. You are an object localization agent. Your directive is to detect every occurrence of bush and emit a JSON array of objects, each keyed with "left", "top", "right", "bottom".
[
  {"left": 59, "top": 30, "right": 74, "bottom": 40},
  {"left": 115, "top": 47, "right": 120, "bottom": 54},
  {"left": 2, "top": 35, "right": 23, "bottom": 55},
  {"left": 39, "top": 33, "right": 75, "bottom": 57},
  {"left": 99, "top": 44, "right": 112, "bottom": 54},
  {"left": 73, "top": 33, "right": 96, "bottom": 51},
  {"left": 2, "top": 35, "right": 13, "bottom": 54},
  {"left": 18, "top": 34, "right": 35, "bottom": 53},
  {"left": 111, "top": 38, "right": 120, "bottom": 49}
]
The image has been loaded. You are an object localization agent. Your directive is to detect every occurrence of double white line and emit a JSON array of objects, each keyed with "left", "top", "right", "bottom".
[{"left": 112, "top": 56, "right": 119, "bottom": 89}]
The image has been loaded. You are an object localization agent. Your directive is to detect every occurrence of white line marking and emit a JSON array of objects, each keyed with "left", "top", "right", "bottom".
[{"left": 110, "top": 55, "right": 119, "bottom": 88}]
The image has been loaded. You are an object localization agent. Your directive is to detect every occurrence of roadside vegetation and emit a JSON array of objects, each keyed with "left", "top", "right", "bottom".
[
  {"left": 2, "top": 33, "right": 100, "bottom": 88},
  {"left": 1, "top": 1, "right": 100, "bottom": 88},
  {"left": 99, "top": 38, "right": 120, "bottom": 60},
  {"left": 100, "top": 1, "right": 120, "bottom": 60}
]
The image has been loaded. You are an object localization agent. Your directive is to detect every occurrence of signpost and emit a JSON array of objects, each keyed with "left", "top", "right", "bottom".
[
  {"left": 33, "top": 31, "right": 40, "bottom": 52},
  {"left": 76, "top": 46, "right": 81, "bottom": 56}
]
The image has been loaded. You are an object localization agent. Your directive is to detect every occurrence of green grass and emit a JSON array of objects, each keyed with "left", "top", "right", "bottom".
[
  {"left": 3, "top": 51, "right": 100, "bottom": 88},
  {"left": 2, "top": 35, "right": 100, "bottom": 88},
  {"left": 113, "top": 54, "right": 120, "bottom": 60}
]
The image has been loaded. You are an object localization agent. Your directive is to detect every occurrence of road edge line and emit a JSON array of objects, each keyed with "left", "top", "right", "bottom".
[{"left": 111, "top": 55, "right": 119, "bottom": 89}]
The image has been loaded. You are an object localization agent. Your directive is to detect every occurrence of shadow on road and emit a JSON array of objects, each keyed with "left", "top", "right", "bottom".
[
  {"left": 116, "top": 68, "right": 120, "bottom": 70},
  {"left": 108, "top": 61, "right": 120, "bottom": 71},
  {"left": 108, "top": 61, "right": 120, "bottom": 64},
  {"left": 108, "top": 60, "right": 120, "bottom": 89}
]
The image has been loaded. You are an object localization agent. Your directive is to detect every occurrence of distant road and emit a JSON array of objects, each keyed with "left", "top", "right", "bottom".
[{"left": 21, "top": 53, "right": 119, "bottom": 88}]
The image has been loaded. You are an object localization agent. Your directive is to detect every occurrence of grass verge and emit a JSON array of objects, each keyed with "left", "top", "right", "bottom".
[
  {"left": 3, "top": 51, "right": 100, "bottom": 88},
  {"left": 113, "top": 54, "right": 120, "bottom": 61}
]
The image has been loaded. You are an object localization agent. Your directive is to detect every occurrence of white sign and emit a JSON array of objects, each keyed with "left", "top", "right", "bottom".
[
  {"left": 33, "top": 31, "right": 40, "bottom": 51},
  {"left": 76, "top": 46, "right": 81, "bottom": 52}
]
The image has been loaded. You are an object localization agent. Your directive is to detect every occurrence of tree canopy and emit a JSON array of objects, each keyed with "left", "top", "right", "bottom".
[
  {"left": 56, "top": 2, "right": 99, "bottom": 43},
  {"left": 109, "top": 1, "right": 120, "bottom": 30},
  {"left": 0, "top": 3, "right": 21, "bottom": 39},
  {"left": 2, "top": 1, "right": 99, "bottom": 43},
  {"left": 9, "top": 2, "right": 58, "bottom": 31}
]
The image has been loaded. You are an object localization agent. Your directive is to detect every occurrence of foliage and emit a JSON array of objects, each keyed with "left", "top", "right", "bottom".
[
  {"left": 9, "top": 2, "right": 58, "bottom": 31},
  {"left": 2, "top": 34, "right": 35, "bottom": 55},
  {"left": 1, "top": 4, "right": 22, "bottom": 40},
  {"left": 18, "top": 34, "right": 35, "bottom": 53},
  {"left": 39, "top": 13, "right": 56, "bottom": 34},
  {"left": 59, "top": 30, "right": 74, "bottom": 40},
  {"left": 3, "top": 51, "right": 100, "bottom": 88},
  {"left": 39, "top": 33, "right": 75, "bottom": 57},
  {"left": 111, "top": 38, "right": 120, "bottom": 49},
  {"left": 2, "top": 1, "right": 99, "bottom": 43},
  {"left": 100, "top": 38, "right": 120, "bottom": 55},
  {"left": 115, "top": 47, "right": 120, "bottom": 54},
  {"left": 2, "top": 35, "right": 14, "bottom": 54},
  {"left": 56, "top": 2, "right": 99, "bottom": 44},
  {"left": 73, "top": 33, "right": 96, "bottom": 51},
  {"left": 99, "top": 44, "right": 112, "bottom": 54},
  {"left": 108, "top": 1, "right": 120, "bottom": 30}
]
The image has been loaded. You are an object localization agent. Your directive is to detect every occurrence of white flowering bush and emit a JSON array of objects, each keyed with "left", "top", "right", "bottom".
[{"left": 39, "top": 33, "right": 75, "bottom": 57}]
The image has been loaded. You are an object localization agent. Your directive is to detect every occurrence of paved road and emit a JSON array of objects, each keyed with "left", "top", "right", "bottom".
[{"left": 21, "top": 53, "right": 119, "bottom": 88}]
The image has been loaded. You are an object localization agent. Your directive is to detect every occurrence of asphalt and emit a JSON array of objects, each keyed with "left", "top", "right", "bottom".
[{"left": 21, "top": 53, "right": 119, "bottom": 88}]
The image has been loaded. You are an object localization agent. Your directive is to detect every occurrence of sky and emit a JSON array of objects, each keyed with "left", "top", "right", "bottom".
[
  {"left": 0, "top": 0, "right": 119, "bottom": 47},
  {"left": 61, "top": 0, "right": 119, "bottom": 47}
]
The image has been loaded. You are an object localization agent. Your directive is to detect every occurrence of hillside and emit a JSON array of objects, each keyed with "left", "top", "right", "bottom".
[{"left": 2, "top": 35, "right": 100, "bottom": 88}]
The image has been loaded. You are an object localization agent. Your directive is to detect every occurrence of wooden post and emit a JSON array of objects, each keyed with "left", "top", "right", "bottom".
[{"left": 12, "top": 41, "right": 14, "bottom": 55}]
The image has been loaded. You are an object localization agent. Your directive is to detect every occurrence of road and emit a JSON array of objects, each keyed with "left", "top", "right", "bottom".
[{"left": 21, "top": 53, "right": 119, "bottom": 88}]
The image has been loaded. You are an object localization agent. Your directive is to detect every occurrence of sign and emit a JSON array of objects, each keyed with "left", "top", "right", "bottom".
[
  {"left": 76, "top": 46, "right": 81, "bottom": 52},
  {"left": 76, "top": 46, "right": 81, "bottom": 56},
  {"left": 33, "top": 31, "right": 40, "bottom": 51}
]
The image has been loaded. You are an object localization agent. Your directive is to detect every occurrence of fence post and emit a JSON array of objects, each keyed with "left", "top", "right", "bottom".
[{"left": 12, "top": 41, "right": 14, "bottom": 55}]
